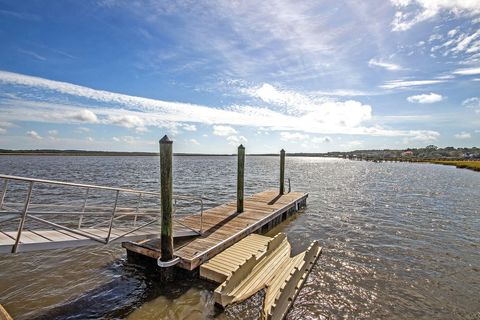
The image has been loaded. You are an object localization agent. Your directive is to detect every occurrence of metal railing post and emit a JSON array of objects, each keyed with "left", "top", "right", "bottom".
[
  {"left": 106, "top": 190, "right": 120, "bottom": 243},
  {"left": 12, "top": 181, "right": 34, "bottom": 253},
  {"left": 78, "top": 187, "right": 89, "bottom": 229},
  {"left": 134, "top": 193, "right": 142, "bottom": 227},
  {"left": 0, "top": 179, "right": 8, "bottom": 210},
  {"left": 288, "top": 178, "right": 291, "bottom": 193},
  {"left": 200, "top": 199, "right": 204, "bottom": 234}
]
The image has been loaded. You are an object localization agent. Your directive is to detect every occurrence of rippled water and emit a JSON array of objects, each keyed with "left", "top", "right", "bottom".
[{"left": 0, "top": 156, "right": 479, "bottom": 319}]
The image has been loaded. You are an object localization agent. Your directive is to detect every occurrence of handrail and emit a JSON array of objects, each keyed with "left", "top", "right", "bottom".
[
  {"left": 0, "top": 174, "right": 206, "bottom": 252},
  {"left": 0, "top": 174, "right": 203, "bottom": 202}
]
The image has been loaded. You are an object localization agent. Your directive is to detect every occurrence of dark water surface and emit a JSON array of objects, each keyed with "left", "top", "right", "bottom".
[{"left": 0, "top": 156, "right": 479, "bottom": 319}]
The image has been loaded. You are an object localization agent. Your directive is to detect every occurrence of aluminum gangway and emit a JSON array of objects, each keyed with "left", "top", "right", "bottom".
[{"left": 0, "top": 174, "right": 205, "bottom": 253}]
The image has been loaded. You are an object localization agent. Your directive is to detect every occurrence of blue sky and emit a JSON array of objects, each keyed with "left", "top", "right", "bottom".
[{"left": 0, "top": 0, "right": 479, "bottom": 153}]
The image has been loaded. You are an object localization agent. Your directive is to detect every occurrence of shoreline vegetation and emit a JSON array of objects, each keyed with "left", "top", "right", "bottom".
[{"left": 1, "top": 146, "right": 479, "bottom": 172}]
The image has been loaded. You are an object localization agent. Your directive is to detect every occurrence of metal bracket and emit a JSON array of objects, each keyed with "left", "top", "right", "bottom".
[{"left": 157, "top": 257, "right": 180, "bottom": 268}]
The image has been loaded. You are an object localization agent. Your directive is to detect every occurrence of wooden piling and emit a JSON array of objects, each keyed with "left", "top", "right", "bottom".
[
  {"left": 280, "top": 149, "right": 285, "bottom": 195},
  {"left": 237, "top": 144, "right": 245, "bottom": 213},
  {"left": 159, "top": 135, "right": 174, "bottom": 261}
]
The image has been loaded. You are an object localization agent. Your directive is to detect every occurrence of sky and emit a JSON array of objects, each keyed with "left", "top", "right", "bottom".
[{"left": 0, "top": 0, "right": 479, "bottom": 154}]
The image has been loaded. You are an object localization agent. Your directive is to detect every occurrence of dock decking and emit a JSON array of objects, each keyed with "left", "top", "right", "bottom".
[
  {"left": 0, "top": 223, "right": 198, "bottom": 254},
  {"left": 123, "top": 189, "right": 308, "bottom": 270}
]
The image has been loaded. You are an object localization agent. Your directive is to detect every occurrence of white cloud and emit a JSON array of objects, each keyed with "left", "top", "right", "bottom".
[
  {"left": 26, "top": 130, "right": 42, "bottom": 140},
  {"left": 407, "top": 92, "right": 443, "bottom": 103},
  {"left": 48, "top": 129, "right": 58, "bottom": 136},
  {"left": 244, "top": 83, "right": 372, "bottom": 128},
  {"left": 462, "top": 97, "right": 480, "bottom": 113},
  {"left": 0, "top": 121, "right": 14, "bottom": 128},
  {"left": 86, "top": 136, "right": 94, "bottom": 142},
  {"left": 226, "top": 135, "right": 247, "bottom": 145},
  {"left": 380, "top": 79, "right": 445, "bottom": 89},
  {"left": 108, "top": 114, "right": 144, "bottom": 129},
  {"left": 410, "top": 130, "right": 440, "bottom": 142},
  {"left": 339, "top": 140, "right": 364, "bottom": 150},
  {"left": 135, "top": 126, "right": 149, "bottom": 133},
  {"left": 453, "top": 67, "right": 480, "bottom": 75},
  {"left": 454, "top": 131, "right": 471, "bottom": 139},
  {"left": 76, "top": 127, "right": 90, "bottom": 133},
  {"left": 0, "top": 121, "right": 14, "bottom": 134},
  {"left": 213, "top": 125, "right": 237, "bottom": 136},
  {"left": 391, "top": 0, "right": 480, "bottom": 31},
  {"left": 428, "top": 29, "right": 480, "bottom": 63},
  {"left": 368, "top": 58, "right": 404, "bottom": 71},
  {"left": 70, "top": 110, "right": 97, "bottom": 123},
  {"left": 448, "top": 29, "right": 459, "bottom": 37},
  {"left": 189, "top": 138, "right": 200, "bottom": 145},
  {"left": 111, "top": 136, "right": 138, "bottom": 144},
  {"left": 311, "top": 136, "right": 332, "bottom": 143},
  {"left": 182, "top": 124, "right": 197, "bottom": 131},
  {"left": 280, "top": 132, "right": 309, "bottom": 141},
  {"left": 0, "top": 71, "right": 444, "bottom": 140}
]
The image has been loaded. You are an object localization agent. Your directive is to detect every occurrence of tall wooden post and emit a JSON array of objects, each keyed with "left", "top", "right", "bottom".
[
  {"left": 280, "top": 149, "right": 285, "bottom": 195},
  {"left": 237, "top": 144, "right": 245, "bottom": 213},
  {"left": 159, "top": 135, "right": 174, "bottom": 261}
]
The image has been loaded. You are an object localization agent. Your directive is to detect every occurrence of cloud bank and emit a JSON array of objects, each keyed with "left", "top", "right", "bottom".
[{"left": 0, "top": 71, "right": 439, "bottom": 140}]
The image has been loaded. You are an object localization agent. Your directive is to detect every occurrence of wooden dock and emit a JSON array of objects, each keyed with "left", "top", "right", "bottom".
[{"left": 123, "top": 189, "right": 308, "bottom": 270}]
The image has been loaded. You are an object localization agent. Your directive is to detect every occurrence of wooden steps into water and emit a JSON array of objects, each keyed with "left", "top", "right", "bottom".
[
  {"left": 123, "top": 189, "right": 308, "bottom": 270},
  {"left": 199, "top": 233, "right": 271, "bottom": 283},
  {"left": 200, "top": 233, "right": 322, "bottom": 320},
  {"left": 0, "top": 223, "right": 197, "bottom": 254}
]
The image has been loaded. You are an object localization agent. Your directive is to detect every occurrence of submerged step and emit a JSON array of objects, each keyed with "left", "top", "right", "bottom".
[
  {"left": 200, "top": 233, "right": 272, "bottom": 283},
  {"left": 202, "top": 233, "right": 322, "bottom": 320}
]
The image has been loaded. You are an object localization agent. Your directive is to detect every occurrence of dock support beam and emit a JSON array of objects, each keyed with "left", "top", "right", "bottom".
[
  {"left": 280, "top": 149, "right": 285, "bottom": 195},
  {"left": 237, "top": 144, "right": 245, "bottom": 213},
  {"left": 159, "top": 135, "right": 174, "bottom": 262}
]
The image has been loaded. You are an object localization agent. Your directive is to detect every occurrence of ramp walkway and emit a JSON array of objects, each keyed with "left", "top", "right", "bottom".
[{"left": 0, "top": 174, "right": 204, "bottom": 253}]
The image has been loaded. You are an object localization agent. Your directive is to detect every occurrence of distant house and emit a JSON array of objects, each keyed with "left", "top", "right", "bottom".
[{"left": 401, "top": 150, "right": 413, "bottom": 157}]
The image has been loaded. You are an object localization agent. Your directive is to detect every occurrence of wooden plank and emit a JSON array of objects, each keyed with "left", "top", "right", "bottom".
[
  {"left": 17, "top": 230, "right": 51, "bottom": 243},
  {"left": 200, "top": 234, "right": 271, "bottom": 283},
  {"left": 0, "top": 304, "right": 13, "bottom": 320},
  {"left": 0, "top": 232, "right": 14, "bottom": 252},
  {"left": 33, "top": 230, "right": 79, "bottom": 242}
]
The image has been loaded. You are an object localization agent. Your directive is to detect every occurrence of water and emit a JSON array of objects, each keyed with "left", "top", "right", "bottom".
[{"left": 0, "top": 156, "right": 479, "bottom": 319}]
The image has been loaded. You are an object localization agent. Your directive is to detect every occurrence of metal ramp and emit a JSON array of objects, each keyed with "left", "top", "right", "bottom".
[{"left": 0, "top": 174, "right": 205, "bottom": 253}]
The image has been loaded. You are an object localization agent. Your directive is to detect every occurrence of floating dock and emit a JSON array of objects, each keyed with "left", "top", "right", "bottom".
[
  {"left": 123, "top": 189, "right": 308, "bottom": 270},
  {"left": 1, "top": 137, "right": 322, "bottom": 320}
]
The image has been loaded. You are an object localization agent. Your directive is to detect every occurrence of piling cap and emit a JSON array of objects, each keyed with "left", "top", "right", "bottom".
[
  {"left": 281, "top": 149, "right": 285, "bottom": 153},
  {"left": 238, "top": 144, "right": 245, "bottom": 149},
  {"left": 160, "top": 135, "right": 173, "bottom": 144}
]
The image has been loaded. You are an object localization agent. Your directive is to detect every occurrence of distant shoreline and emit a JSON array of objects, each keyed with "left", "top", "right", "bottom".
[
  {"left": 0, "top": 147, "right": 478, "bottom": 160},
  {"left": 1, "top": 149, "right": 479, "bottom": 172}
]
